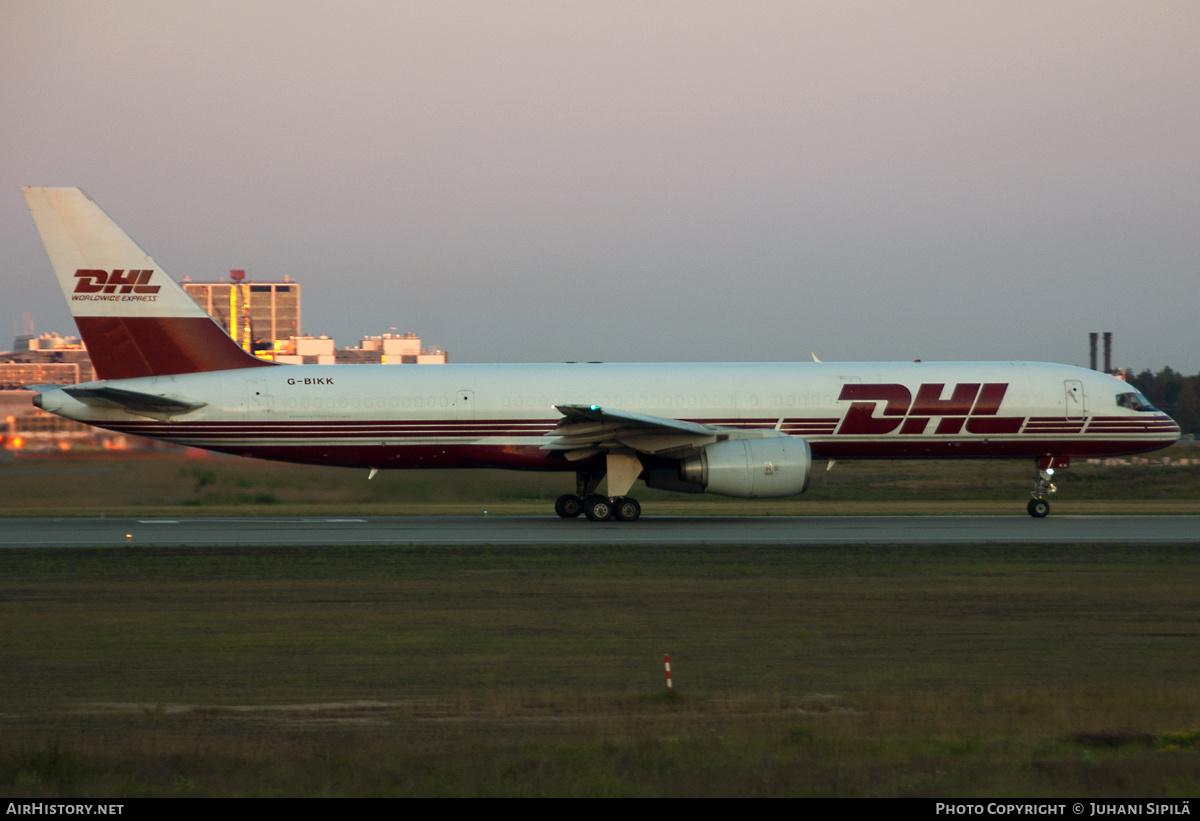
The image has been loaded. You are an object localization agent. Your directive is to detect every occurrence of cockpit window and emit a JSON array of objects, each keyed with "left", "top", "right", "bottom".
[{"left": 1116, "top": 391, "right": 1156, "bottom": 412}]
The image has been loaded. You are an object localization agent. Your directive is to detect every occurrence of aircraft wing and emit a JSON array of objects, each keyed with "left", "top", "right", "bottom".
[
  {"left": 542, "top": 403, "right": 720, "bottom": 460},
  {"left": 61, "top": 385, "right": 207, "bottom": 415}
]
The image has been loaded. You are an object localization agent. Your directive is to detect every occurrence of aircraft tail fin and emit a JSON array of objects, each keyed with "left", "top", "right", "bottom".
[{"left": 22, "top": 187, "right": 273, "bottom": 380}]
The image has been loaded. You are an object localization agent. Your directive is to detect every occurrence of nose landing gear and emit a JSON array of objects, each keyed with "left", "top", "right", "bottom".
[
  {"left": 1027, "top": 495, "right": 1051, "bottom": 518},
  {"left": 1028, "top": 458, "right": 1066, "bottom": 518}
]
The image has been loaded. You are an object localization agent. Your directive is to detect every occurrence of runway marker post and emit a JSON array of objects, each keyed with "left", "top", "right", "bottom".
[{"left": 664, "top": 654, "right": 672, "bottom": 692}]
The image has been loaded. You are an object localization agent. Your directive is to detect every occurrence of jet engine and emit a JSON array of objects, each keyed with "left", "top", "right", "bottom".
[{"left": 651, "top": 436, "right": 811, "bottom": 498}]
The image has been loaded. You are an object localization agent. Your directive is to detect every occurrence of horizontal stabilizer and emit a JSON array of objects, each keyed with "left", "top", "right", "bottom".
[{"left": 62, "top": 385, "right": 207, "bottom": 415}]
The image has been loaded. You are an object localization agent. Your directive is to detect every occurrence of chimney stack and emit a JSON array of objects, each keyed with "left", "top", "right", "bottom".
[
  {"left": 1089, "top": 333, "right": 1099, "bottom": 371},
  {"left": 1103, "top": 332, "right": 1113, "bottom": 373}
]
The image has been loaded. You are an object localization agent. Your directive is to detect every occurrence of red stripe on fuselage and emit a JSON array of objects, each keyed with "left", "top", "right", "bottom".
[
  {"left": 181, "top": 435, "right": 1177, "bottom": 469},
  {"left": 808, "top": 437, "right": 1176, "bottom": 461},
  {"left": 91, "top": 424, "right": 1177, "bottom": 470},
  {"left": 199, "top": 443, "right": 597, "bottom": 471}
]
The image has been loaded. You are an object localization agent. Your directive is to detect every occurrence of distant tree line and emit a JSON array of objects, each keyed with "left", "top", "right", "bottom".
[{"left": 1127, "top": 367, "right": 1200, "bottom": 436}]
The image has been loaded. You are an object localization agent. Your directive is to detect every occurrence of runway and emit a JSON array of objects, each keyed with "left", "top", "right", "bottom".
[{"left": 2, "top": 514, "right": 1198, "bottom": 547}]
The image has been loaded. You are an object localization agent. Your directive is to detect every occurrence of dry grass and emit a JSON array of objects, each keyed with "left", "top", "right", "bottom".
[
  {"left": 4, "top": 448, "right": 1199, "bottom": 795},
  {"left": 3, "top": 542, "right": 1200, "bottom": 796},
  {"left": 2, "top": 443, "right": 1199, "bottom": 517}
]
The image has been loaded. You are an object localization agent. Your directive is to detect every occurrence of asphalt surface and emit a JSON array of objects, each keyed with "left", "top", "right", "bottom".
[{"left": 1, "top": 514, "right": 1198, "bottom": 547}]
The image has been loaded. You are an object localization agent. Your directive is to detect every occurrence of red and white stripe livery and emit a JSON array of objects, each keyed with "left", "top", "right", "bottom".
[
  {"left": 27, "top": 360, "right": 1180, "bottom": 467},
  {"left": 23, "top": 188, "right": 1180, "bottom": 519}
]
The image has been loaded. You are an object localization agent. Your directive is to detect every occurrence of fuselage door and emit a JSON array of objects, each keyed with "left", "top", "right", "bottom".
[
  {"left": 455, "top": 389, "right": 475, "bottom": 421},
  {"left": 1064, "top": 380, "right": 1086, "bottom": 420},
  {"left": 248, "top": 379, "right": 273, "bottom": 414}
]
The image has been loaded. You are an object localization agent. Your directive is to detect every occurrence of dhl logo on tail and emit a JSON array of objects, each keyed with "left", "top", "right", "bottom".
[{"left": 73, "top": 269, "right": 161, "bottom": 295}]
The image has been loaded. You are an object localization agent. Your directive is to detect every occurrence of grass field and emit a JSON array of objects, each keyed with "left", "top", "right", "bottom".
[
  {"left": 3, "top": 542, "right": 1200, "bottom": 797},
  {"left": 2, "top": 442, "right": 1199, "bottom": 516},
  {"left": 2, "top": 448, "right": 1199, "bottom": 797}
]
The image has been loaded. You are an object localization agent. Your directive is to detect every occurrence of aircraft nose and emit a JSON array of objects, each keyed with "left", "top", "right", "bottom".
[{"left": 1162, "top": 414, "right": 1182, "bottom": 441}]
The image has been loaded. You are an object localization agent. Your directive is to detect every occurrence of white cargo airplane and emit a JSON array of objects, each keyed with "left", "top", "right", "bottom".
[{"left": 22, "top": 187, "right": 1180, "bottom": 521}]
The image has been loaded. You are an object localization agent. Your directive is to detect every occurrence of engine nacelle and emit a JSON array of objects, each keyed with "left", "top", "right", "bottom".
[{"left": 675, "top": 436, "right": 811, "bottom": 498}]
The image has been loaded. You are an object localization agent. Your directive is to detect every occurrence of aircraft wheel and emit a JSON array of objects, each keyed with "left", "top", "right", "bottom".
[
  {"left": 554, "top": 494, "right": 583, "bottom": 518},
  {"left": 614, "top": 497, "right": 641, "bottom": 522},
  {"left": 584, "top": 495, "right": 614, "bottom": 522},
  {"left": 1027, "top": 498, "right": 1050, "bottom": 518}
]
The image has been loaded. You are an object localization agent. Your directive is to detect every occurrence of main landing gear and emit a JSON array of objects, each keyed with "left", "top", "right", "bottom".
[
  {"left": 554, "top": 493, "right": 643, "bottom": 522},
  {"left": 589, "top": 495, "right": 640, "bottom": 522},
  {"left": 554, "top": 466, "right": 643, "bottom": 522},
  {"left": 554, "top": 494, "right": 584, "bottom": 518}
]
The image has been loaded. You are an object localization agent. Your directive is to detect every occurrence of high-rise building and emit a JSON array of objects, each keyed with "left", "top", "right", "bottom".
[
  {"left": 181, "top": 273, "right": 448, "bottom": 364},
  {"left": 182, "top": 272, "right": 300, "bottom": 357}
]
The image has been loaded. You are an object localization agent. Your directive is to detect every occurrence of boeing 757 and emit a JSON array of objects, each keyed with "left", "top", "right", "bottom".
[{"left": 21, "top": 187, "right": 1180, "bottom": 521}]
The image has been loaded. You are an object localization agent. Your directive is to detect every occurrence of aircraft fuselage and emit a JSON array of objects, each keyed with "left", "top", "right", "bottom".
[{"left": 35, "top": 360, "right": 1179, "bottom": 471}]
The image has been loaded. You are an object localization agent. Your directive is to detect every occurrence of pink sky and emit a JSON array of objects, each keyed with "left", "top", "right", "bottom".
[{"left": 3, "top": 1, "right": 1198, "bottom": 371}]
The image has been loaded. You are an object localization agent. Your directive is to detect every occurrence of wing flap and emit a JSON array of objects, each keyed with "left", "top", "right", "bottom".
[
  {"left": 553, "top": 404, "right": 713, "bottom": 435},
  {"left": 543, "top": 404, "right": 718, "bottom": 456}
]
